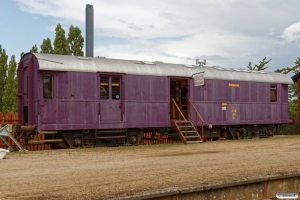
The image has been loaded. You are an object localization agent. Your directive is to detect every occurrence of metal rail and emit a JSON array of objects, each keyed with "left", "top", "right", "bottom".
[{"left": 188, "top": 99, "right": 205, "bottom": 142}]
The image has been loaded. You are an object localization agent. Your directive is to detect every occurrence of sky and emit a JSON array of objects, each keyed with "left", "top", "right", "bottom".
[{"left": 1, "top": 0, "right": 300, "bottom": 72}]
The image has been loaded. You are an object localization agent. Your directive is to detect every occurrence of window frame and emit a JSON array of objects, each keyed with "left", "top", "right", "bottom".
[
  {"left": 270, "top": 84, "right": 277, "bottom": 102},
  {"left": 100, "top": 75, "right": 121, "bottom": 100},
  {"left": 100, "top": 76, "right": 110, "bottom": 100},
  {"left": 43, "top": 74, "right": 54, "bottom": 99},
  {"left": 111, "top": 77, "right": 120, "bottom": 100}
]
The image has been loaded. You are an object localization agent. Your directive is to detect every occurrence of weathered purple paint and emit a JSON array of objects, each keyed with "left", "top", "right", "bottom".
[
  {"left": 189, "top": 79, "right": 289, "bottom": 126},
  {"left": 17, "top": 54, "right": 289, "bottom": 132}
]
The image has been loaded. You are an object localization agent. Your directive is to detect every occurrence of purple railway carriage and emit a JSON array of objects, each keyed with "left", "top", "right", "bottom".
[{"left": 16, "top": 53, "right": 293, "bottom": 148}]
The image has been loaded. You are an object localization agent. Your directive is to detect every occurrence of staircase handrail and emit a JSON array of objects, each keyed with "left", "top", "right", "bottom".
[
  {"left": 188, "top": 99, "right": 204, "bottom": 123},
  {"left": 188, "top": 99, "right": 204, "bottom": 142},
  {"left": 170, "top": 98, "right": 187, "bottom": 122}
]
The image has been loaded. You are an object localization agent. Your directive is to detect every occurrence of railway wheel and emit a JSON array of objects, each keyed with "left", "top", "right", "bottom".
[
  {"left": 48, "top": 140, "right": 69, "bottom": 149},
  {"left": 129, "top": 135, "right": 138, "bottom": 144},
  {"left": 72, "top": 137, "right": 82, "bottom": 147},
  {"left": 128, "top": 133, "right": 143, "bottom": 145},
  {"left": 268, "top": 129, "right": 274, "bottom": 136}
]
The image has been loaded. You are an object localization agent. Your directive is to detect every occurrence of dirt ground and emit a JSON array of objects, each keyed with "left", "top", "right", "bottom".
[{"left": 1, "top": 135, "right": 300, "bottom": 200}]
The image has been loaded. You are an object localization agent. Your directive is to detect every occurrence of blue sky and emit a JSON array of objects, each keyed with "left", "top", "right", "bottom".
[{"left": 1, "top": 0, "right": 300, "bottom": 72}]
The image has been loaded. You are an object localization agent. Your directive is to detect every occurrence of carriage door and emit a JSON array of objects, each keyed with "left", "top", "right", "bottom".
[
  {"left": 40, "top": 73, "right": 57, "bottom": 124},
  {"left": 99, "top": 75, "right": 122, "bottom": 122},
  {"left": 21, "top": 63, "right": 34, "bottom": 125},
  {"left": 170, "top": 78, "right": 188, "bottom": 119},
  {"left": 22, "top": 66, "right": 29, "bottom": 124}
]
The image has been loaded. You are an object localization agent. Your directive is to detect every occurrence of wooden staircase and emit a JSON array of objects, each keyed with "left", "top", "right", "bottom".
[
  {"left": 171, "top": 120, "right": 202, "bottom": 144},
  {"left": 170, "top": 98, "right": 204, "bottom": 144}
]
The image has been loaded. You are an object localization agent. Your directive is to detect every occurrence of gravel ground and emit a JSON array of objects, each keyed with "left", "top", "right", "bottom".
[{"left": 0, "top": 135, "right": 300, "bottom": 200}]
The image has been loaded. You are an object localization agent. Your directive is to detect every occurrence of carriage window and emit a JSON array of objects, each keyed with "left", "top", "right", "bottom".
[
  {"left": 270, "top": 85, "right": 277, "bottom": 102},
  {"left": 100, "top": 76, "right": 109, "bottom": 99},
  {"left": 43, "top": 74, "right": 54, "bottom": 99},
  {"left": 112, "top": 77, "right": 120, "bottom": 100}
]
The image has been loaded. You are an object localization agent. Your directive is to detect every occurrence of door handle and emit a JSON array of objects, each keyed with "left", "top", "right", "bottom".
[{"left": 98, "top": 103, "right": 101, "bottom": 115}]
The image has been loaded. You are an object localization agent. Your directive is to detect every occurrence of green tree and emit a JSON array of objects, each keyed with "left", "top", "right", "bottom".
[
  {"left": 68, "top": 25, "right": 84, "bottom": 56},
  {"left": 40, "top": 38, "right": 53, "bottom": 54},
  {"left": 2, "top": 55, "right": 17, "bottom": 112},
  {"left": 275, "top": 58, "right": 300, "bottom": 119},
  {"left": 247, "top": 57, "right": 272, "bottom": 71},
  {"left": 20, "top": 52, "right": 25, "bottom": 58},
  {"left": 274, "top": 57, "right": 300, "bottom": 74},
  {"left": 288, "top": 83, "right": 297, "bottom": 119},
  {"left": 53, "top": 24, "right": 69, "bottom": 55},
  {"left": 30, "top": 44, "right": 38, "bottom": 53},
  {"left": 0, "top": 45, "right": 8, "bottom": 111}
]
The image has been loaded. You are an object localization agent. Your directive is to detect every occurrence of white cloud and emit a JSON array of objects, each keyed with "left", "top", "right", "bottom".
[
  {"left": 93, "top": 30, "right": 278, "bottom": 69},
  {"left": 265, "top": 29, "right": 275, "bottom": 36},
  {"left": 13, "top": 0, "right": 300, "bottom": 70},
  {"left": 45, "top": 25, "right": 57, "bottom": 32},
  {"left": 281, "top": 22, "right": 300, "bottom": 42}
]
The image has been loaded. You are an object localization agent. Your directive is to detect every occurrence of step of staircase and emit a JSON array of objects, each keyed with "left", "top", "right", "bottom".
[
  {"left": 187, "top": 140, "right": 203, "bottom": 144},
  {"left": 185, "top": 135, "right": 200, "bottom": 139},
  {"left": 171, "top": 120, "right": 202, "bottom": 144},
  {"left": 181, "top": 130, "right": 197, "bottom": 133}
]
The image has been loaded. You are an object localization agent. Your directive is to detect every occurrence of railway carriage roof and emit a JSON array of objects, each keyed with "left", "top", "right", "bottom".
[{"left": 32, "top": 53, "right": 293, "bottom": 84}]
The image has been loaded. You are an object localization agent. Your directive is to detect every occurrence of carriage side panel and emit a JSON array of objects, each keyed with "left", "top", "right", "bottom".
[
  {"left": 124, "top": 75, "right": 169, "bottom": 127},
  {"left": 190, "top": 79, "right": 289, "bottom": 126}
]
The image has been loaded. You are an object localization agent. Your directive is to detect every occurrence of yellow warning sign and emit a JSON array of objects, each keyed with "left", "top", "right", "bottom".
[{"left": 231, "top": 106, "right": 237, "bottom": 120}]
